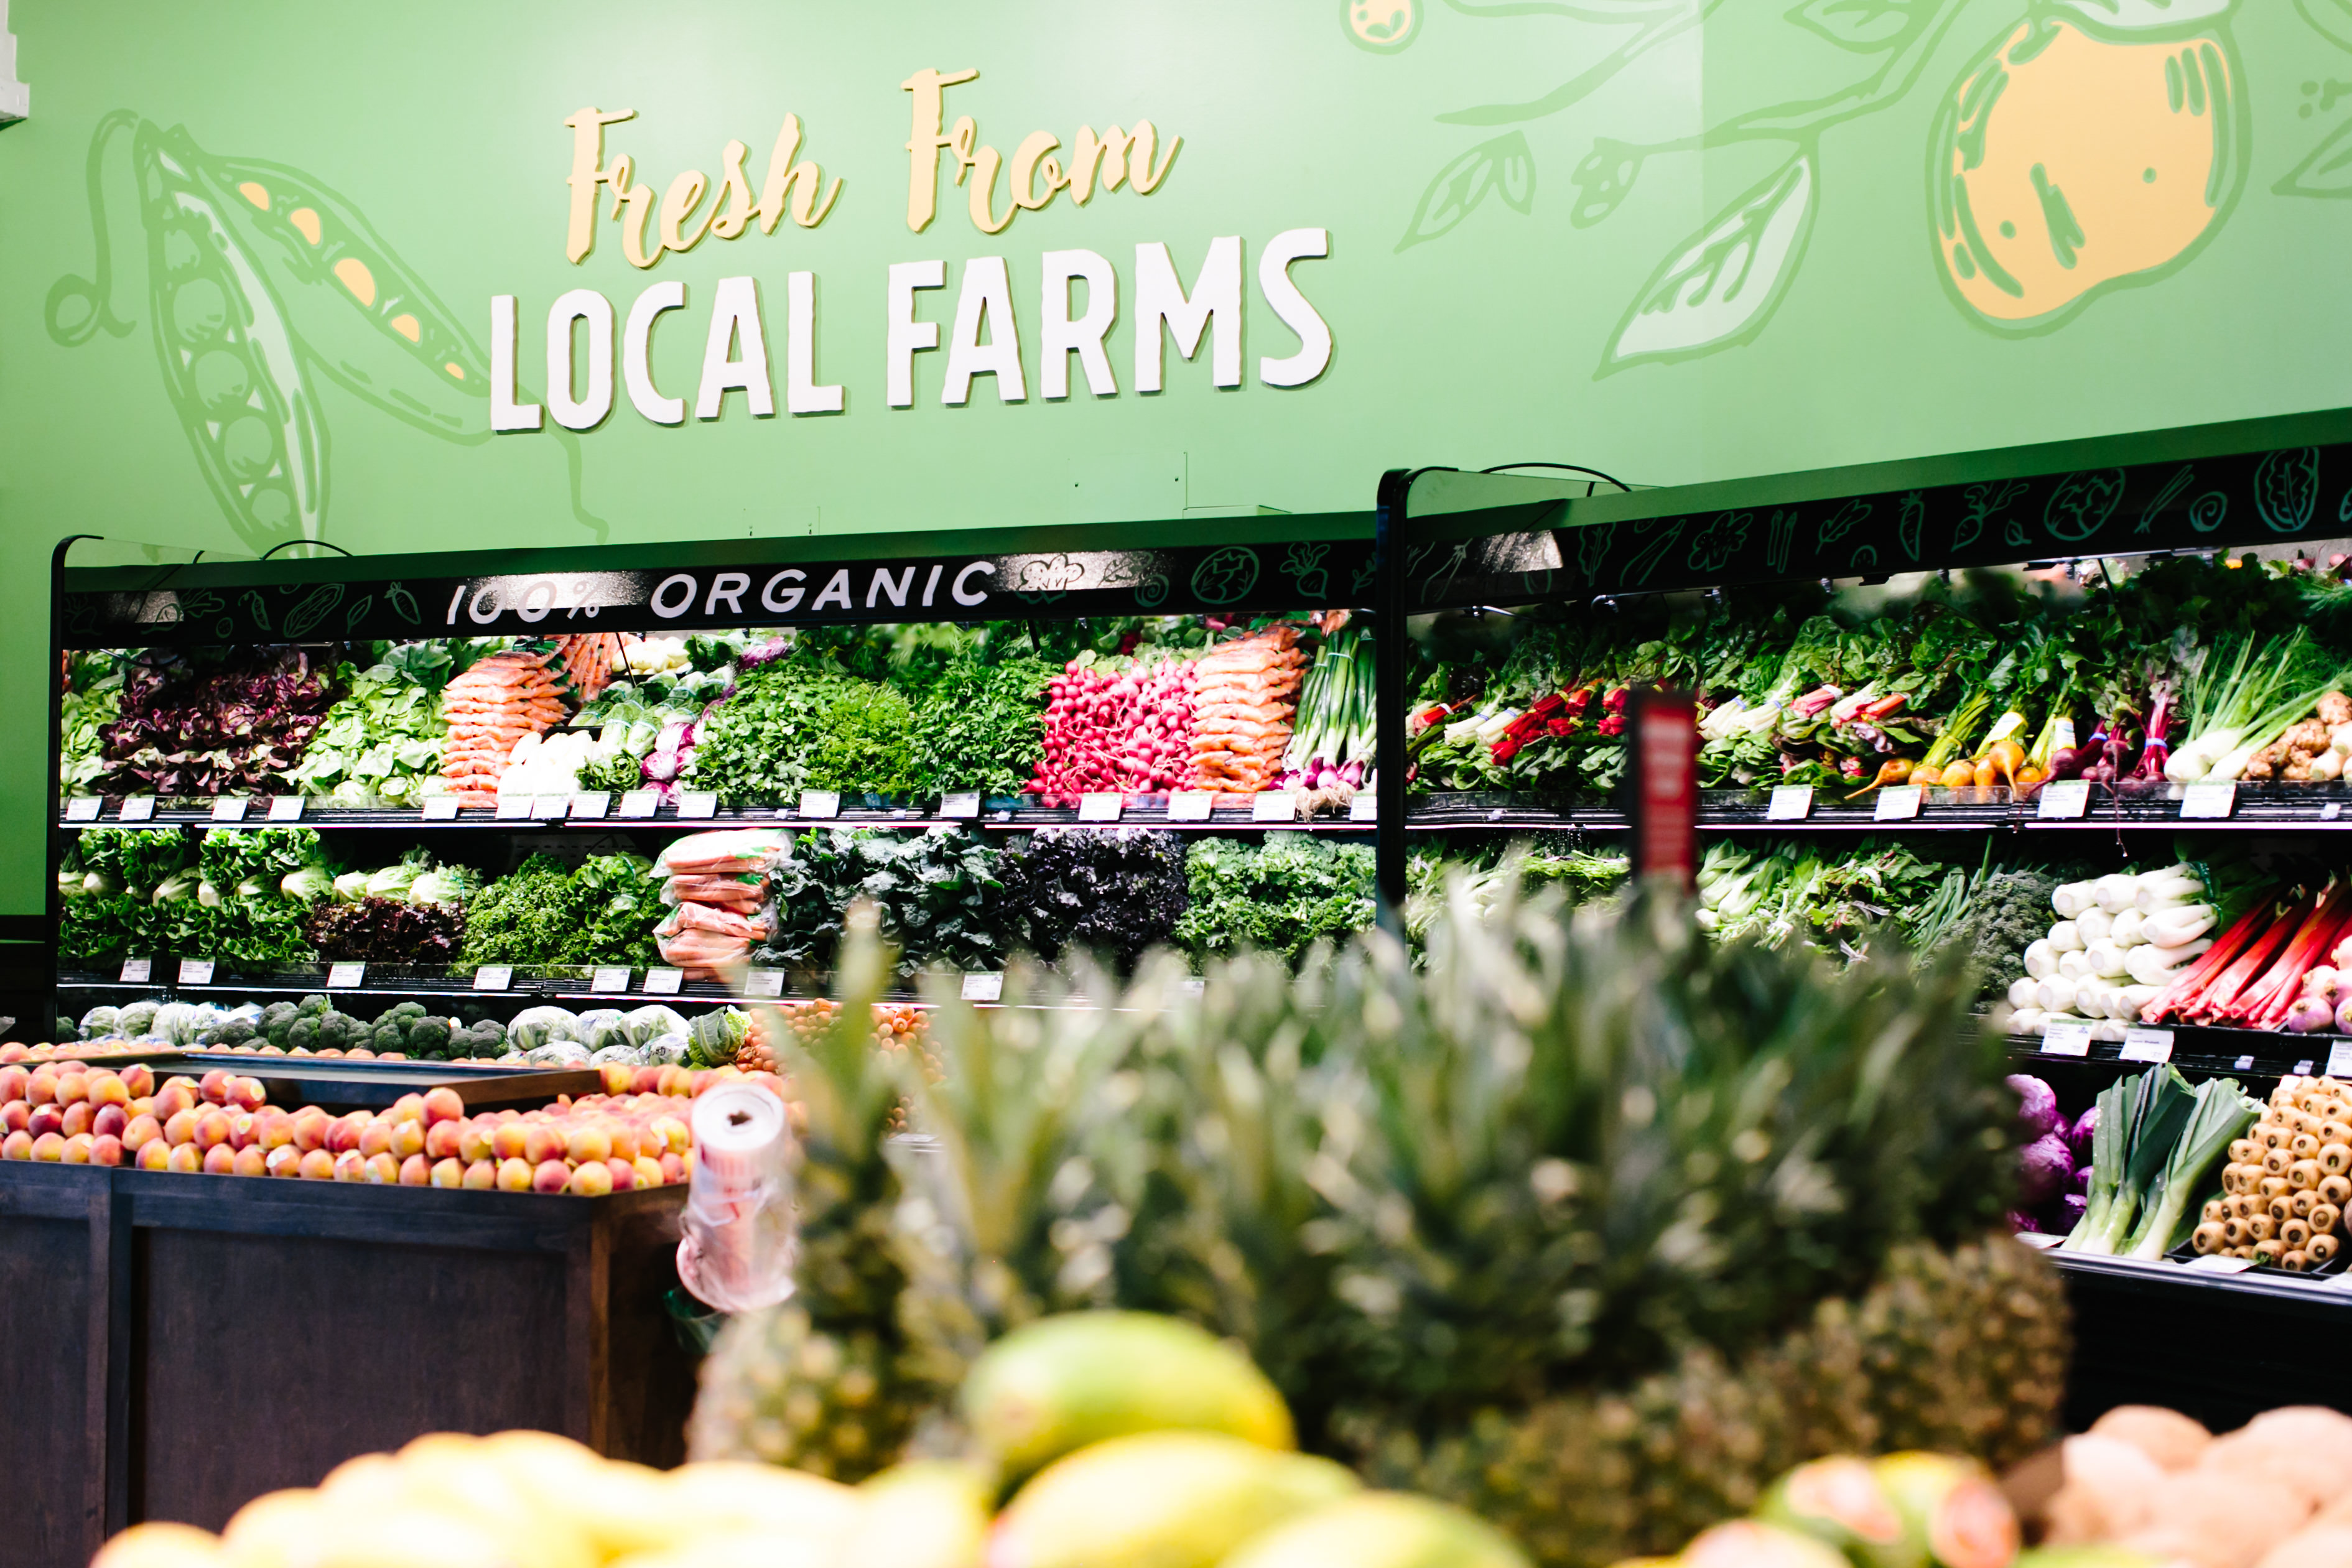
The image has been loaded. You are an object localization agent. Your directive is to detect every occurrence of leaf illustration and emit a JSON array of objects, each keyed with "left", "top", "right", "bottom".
[
  {"left": 1787, "top": 0, "right": 1924, "bottom": 51},
  {"left": 2045, "top": 0, "right": 2231, "bottom": 30},
  {"left": 2276, "top": 117, "right": 2352, "bottom": 198},
  {"left": 1398, "top": 132, "right": 1535, "bottom": 251},
  {"left": 1572, "top": 138, "right": 1645, "bottom": 228},
  {"left": 1601, "top": 154, "right": 1816, "bottom": 374},
  {"left": 2299, "top": 0, "right": 2352, "bottom": 51}
]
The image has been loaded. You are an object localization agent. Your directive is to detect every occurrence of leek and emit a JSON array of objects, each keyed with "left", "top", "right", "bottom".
[
  {"left": 2066, "top": 1067, "right": 2195, "bottom": 1255},
  {"left": 2124, "top": 1078, "right": 2260, "bottom": 1260}
]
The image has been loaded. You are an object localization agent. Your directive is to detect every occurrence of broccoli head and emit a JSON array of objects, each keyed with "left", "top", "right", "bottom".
[
  {"left": 296, "top": 994, "right": 330, "bottom": 1019},
  {"left": 286, "top": 1017, "right": 318, "bottom": 1052},
  {"left": 406, "top": 1018, "right": 452, "bottom": 1058}
]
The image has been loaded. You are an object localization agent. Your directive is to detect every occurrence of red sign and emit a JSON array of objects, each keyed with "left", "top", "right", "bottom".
[{"left": 1631, "top": 690, "right": 1698, "bottom": 893}]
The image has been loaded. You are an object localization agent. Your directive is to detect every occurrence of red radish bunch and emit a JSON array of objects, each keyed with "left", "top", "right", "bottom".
[{"left": 1026, "top": 659, "right": 1199, "bottom": 807}]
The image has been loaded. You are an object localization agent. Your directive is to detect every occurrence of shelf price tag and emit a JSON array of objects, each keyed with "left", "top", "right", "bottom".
[
  {"left": 1180, "top": 978, "right": 1206, "bottom": 998},
  {"left": 118, "top": 796, "right": 156, "bottom": 822},
  {"left": 616, "top": 791, "right": 661, "bottom": 819},
  {"left": 325, "top": 962, "right": 366, "bottom": 990},
  {"left": 1166, "top": 791, "right": 1214, "bottom": 822},
  {"left": 2042, "top": 1021, "right": 2094, "bottom": 1057},
  {"left": 210, "top": 797, "right": 249, "bottom": 823},
  {"left": 1873, "top": 785, "right": 1923, "bottom": 822},
  {"left": 267, "top": 796, "right": 305, "bottom": 822},
  {"left": 590, "top": 967, "right": 631, "bottom": 995},
  {"left": 937, "top": 792, "right": 982, "bottom": 820},
  {"left": 1078, "top": 792, "right": 1124, "bottom": 822},
  {"left": 799, "top": 790, "right": 842, "bottom": 820},
  {"left": 643, "top": 967, "right": 684, "bottom": 995},
  {"left": 2328, "top": 1040, "right": 2352, "bottom": 1079},
  {"left": 570, "top": 793, "right": 610, "bottom": 820},
  {"left": 2184, "top": 1253, "right": 2259, "bottom": 1274},
  {"left": 531, "top": 796, "right": 572, "bottom": 820},
  {"left": 422, "top": 797, "right": 462, "bottom": 821},
  {"left": 118, "top": 958, "right": 151, "bottom": 985},
  {"left": 676, "top": 791, "right": 718, "bottom": 819},
  {"left": 2297, "top": 1059, "right": 2318, "bottom": 1077},
  {"left": 1766, "top": 785, "right": 1813, "bottom": 822},
  {"left": 65, "top": 797, "right": 101, "bottom": 822},
  {"left": 743, "top": 970, "right": 785, "bottom": 1000},
  {"left": 495, "top": 796, "right": 533, "bottom": 820},
  {"left": 1252, "top": 792, "right": 1299, "bottom": 823},
  {"left": 177, "top": 958, "right": 215, "bottom": 986},
  {"left": 472, "top": 965, "right": 513, "bottom": 992},
  {"left": 2037, "top": 780, "right": 2091, "bottom": 820},
  {"left": 2181, "top": 782, "right": 2238, "bottom": 820},
  {"left": 2121, "top": 1028, "right": 2175, "bottom": 1065},
  {"left": 1349, "top": 793, "right": 1378, "bottom": 822},
  {"left": 961, "top": 972, "right": 1004, "bottom": 1002}
]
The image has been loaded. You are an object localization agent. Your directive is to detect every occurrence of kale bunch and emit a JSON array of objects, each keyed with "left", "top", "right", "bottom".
[
  {"left": 760, "top": 827, "right": 1000, "bottom": 979},
  {"left": 307, "top": 898, "right": 467, "bottom": 963},
  {"left": 998, "top": 827, "right": 1189, "bottom": 973},
  {"left": 1173, "top": 833, "right": 1375, "bottom": 965}
]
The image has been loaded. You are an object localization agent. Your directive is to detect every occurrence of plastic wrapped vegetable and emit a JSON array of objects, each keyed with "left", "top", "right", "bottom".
[
  {"left": 589, "top": 1044, "right": 641, "bottom": 1067},
  {"left": 643, "top": 1032, "right": 690, "bottom": 1066},
  {"left": 575, "top": 1008, "right": 630, "bottom": 1054},
  {"left": 150, "top": 1002, "right": 202, "bottom": 1046},
  {"left": 78, "top": 1005, "right": 121, "bottom": 1040},
  {"left": 525, "top": 1040, "right": 593, "bottom": 1067},
  {"left": 506, "top": 1006, "right": 582, "bottom": 1052},
  {"left": 687, "top": 1008, "right": 750, "bottom": 1068},
  {"left": 622, "top": 1004, "right": 692, "bottom": 1048},
  {"left": 116, "top": 1001, "right": 161, "bottom": 1039}
]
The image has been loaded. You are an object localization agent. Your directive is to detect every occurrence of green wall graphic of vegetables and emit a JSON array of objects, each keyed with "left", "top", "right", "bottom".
[{"left": 45, "top": 112, "right": 602, "bottom": 552}]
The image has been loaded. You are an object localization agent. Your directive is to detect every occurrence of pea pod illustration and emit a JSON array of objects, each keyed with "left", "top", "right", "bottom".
[{"left": 48, "top": 112, "right": 608, "bottom": 552}]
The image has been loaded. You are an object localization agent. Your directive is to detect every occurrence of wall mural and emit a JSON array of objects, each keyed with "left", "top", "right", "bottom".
[
  {"left": 43, "top": 113, "right": 603, "bottom": 555},
  {"left": 1378, "top": 0, "right": 2309, "bottom": 373}
]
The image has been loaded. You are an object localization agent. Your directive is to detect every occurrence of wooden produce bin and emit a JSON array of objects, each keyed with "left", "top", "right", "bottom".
[{"left": 0, "top": 1166, "right": 695, "bottom": 1568}]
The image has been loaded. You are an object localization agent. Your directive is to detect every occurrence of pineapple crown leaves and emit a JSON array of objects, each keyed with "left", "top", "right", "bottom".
[{"left": 768, "top": 902, "right": 909, "bottom": 1232}]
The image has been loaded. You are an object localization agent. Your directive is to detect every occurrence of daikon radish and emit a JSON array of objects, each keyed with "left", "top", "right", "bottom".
[{"left": 2059, "top": 949, "right": 2093, "bottom": 980}]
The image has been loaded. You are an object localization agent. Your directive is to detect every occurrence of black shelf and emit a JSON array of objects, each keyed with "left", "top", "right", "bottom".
[
  {"left": 57, "top": 800, "right": 1378, "bottom": 834},
  {"left": 1401, "top": 782, "right": 2352, "bottom": 835},
  {"left": 2002, "top": 1026, "right": 2350, "bottom": 1083}
]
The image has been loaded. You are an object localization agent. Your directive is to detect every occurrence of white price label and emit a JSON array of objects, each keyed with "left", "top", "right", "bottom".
[
  {"left": 937, "top": 792, "right": 982, "bottom": 820},
  {"left": 591, "top": 967, "right": 631, "bottom": 994},
  {"left": 1349, "top": 792, "right": 1379, "bottom": 822},
  {"left": 799, "top": 790, "right": 842, "bottom": 819},
  {"left": 2329, "top": 1040, "right": 2352, "bottom": 1079},
  {"left": 676, "top": 791, "right": 718, "bottom": 819},
  {"left": 1767, "top": 785, "right": 1814, "bottom": 822},
  {"left": 210, "top": 797, "right": 249, "bottom": 822},
  {"left": 569, "top": 793, "right": 610, "bottom": 820},
  {"left": 267, "top": 795, "right": 305, "bottom": 822},
  {"left": 2121, "top": 1028, "right": 2175, "bottom": 1064},
  {"left": 743, "top": 970, "right": 785, "bottom": 999},
  {"left": 118, "top": 958, "right": 151, "bottom": 985},
  {"left": 531, "top": 796, "right": 572, "bottom": 820},
  {"left": 643, "top": 967, "right": 684, "bottom": 995},
  {"left": 2037, "top": 779, "right": 2091, "bottom": 820},
  {"left": 1078, "top": 792, "right": 1125, "bottom": 822},
  {"left": 422, "top": 797, "right": 462, "bottom": 820},
  {"left": 2298, "top": 1059, "right": 2318, "bottom": 1077},
  {"left": 177, "top": 958, "right": 215, "bottom": 986},
  {"left": 326, "top": 963, "right": 366, "bottom": 990},
  {"left": 495, "top": 796, "right": 533, "bottom": 820},
  {"left": 2236, "top": 1055, "right": 2257, "bottom": 1071},
  {"left": 2042, "top": 1021, "right": 2094, "bottom": 1057},
  {"left": 118, "top": 796, "right": 156, "bottom": 822},
  {"left": 1874, "top": 785, "right": 1923, "bottom": 822},
  {"left": 1252, "top": 792, "right": 1299, "bottom": 823},
  {"left": 2185, "top": 1253, "right": 2259, "bottom": 1274},
  {"left": 65, "top": 797, "right": 101, "bottom": 822},
  {"left": 1166, "top": 791, "right": 1215, "bottom": 822},
  {"left": 616, "top": 790, "right": 661, "bottom": 819},
  {"left": 1181, "top": 978, "right": 1207, "bottom": 998},
  {"left": 2181, "top": 781, "right": 2238, "bottom": 820},
  {"left": 2328, "top": 803, "right": 2346, "bottom": 823},
  {"left": 472, "top": 965, "right": 513, "bottom": 992},
  {"left": 960, "top": 972, "right": 1005, "bottom": 1002}
]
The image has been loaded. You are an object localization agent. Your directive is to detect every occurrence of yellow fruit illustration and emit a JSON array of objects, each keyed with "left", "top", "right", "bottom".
[{"left": 1932, "top": 12, "right": 2246, "bottom": 333}]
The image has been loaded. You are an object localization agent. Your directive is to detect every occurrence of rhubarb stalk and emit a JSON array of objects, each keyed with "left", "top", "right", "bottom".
[
  {"left": 2248, "top": 895, "right": 2352, "bottom": 1029},
  {"left": 2188, "top": 896, "right": 2312, "bottom": 1025},
  {"left": 2140, "top": 902, "right": 2272, "bottom": 1024}
]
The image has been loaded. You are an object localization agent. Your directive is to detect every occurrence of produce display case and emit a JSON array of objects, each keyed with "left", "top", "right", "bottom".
[{"left": 1377, "top": 408, "right": 2352, "bottom": 1427}]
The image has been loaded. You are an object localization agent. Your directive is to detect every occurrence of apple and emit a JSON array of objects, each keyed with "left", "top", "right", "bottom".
[
  {"left": 265, "top": 1144, "right": 302, "bottom": 1177},
  {"left": 532, "top": 1159, "right": 572, "bottom": 1195},
  {"left": 137, "top": 1139, "right": 170, "bottom": 1172},
  {"left": 0, "top": 1065, "right": 28, "bottom": 1103},
  {"left": 60, "top": 1102, "right": 93, "bottom": 1139},
  {"left": 388, "top": 1120, "right": 426, "bottom": 1161},
  {"left": 192, "top": 1111, "right": 233, "bottom": 1151},
  {"left": 458, "top": 1121, "right": 495, "bottom": 1164},
  {"left": 496, "top": 1157, "right": 534, "bottom": 1193},
  {"left": 201, "top": 1144, "right": 235, "bottom": 1176},
  {"left": 291, "top": 1106, "right": 330, "bottom": 1153},
  {"left": 167, "top": 1143, "right": 202, "bottom": 1174},
  {"left": 565, "top": 1124, "right": 613, "bottom": 1165},
  {"left": 604, "top": 1157, "right": 635, "bottom": 1192},
  {"left": 523, "top": 1125, "right": 565, "bottom": 1166},
  {"left": 462, "top": 1159, "right": 496, "bottom": 1190},
  {"left": 0, "top": 1102, "right": 26, "bottom": 1135},
  {"left": 297, "top": 1149, "right": 335, "bottom": 1181},
  {"left": 197, "top": 1069, "right": 235, "bottom": 1106},
  {"left": 0, "top": 1130, "right": 29, "bottom": 1161},
  {"left": 632, "top": 1156, "right": 665, "bottom": 1189},
  {"left": 422, "top": 1087, "right": 465, "bottom": 1126},
  {"left": 231, "top": 1146, "right": 266, "bottom": 1178},
  {"left": 493, "top": 1122, "right": 530, "bottom": 1162},
  {"left": 120, "top": 1064, "right": 154, "bottom": 1098},
  {"left": 121, "top": 1113, "right": 160, "bottom": 1152},
  {"left": 30, "top": 1105, "right": 66, "bottom": 1141},
  {"left": 398, "top": 1153, "right": 432, "bottom": 1187},
  {"left": 86, "top": 1072, "right": 129, "bottom": 1110}
]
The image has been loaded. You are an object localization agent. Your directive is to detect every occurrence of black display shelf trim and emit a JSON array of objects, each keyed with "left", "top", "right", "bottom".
[
  {"left": 1401, "top": 782, "right": 2352, "bottom": 833},
  {"left": 2002, "top": 1028, "right": 2346, "bottom": 1083},
  {"left": 53, "top": 968, "right": 1140, "bottom": 1013},
  {"left": 2045, "top": 1246, "right": 2352, "bottom": 1311},
  {"left": 56, "top": 802, "right": 1378, "bottom": 833}
]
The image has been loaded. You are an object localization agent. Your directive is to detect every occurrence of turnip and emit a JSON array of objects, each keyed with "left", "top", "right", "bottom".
[
  {"left": 2286, "top": 996, "right": 2336, "bottom": 1034},
  {"left": 2315, "top": 749, "right": 2345, "bottom": 781},
  {"left": 2338, "top": 994, "right": 2352, "bottom": 1034}
]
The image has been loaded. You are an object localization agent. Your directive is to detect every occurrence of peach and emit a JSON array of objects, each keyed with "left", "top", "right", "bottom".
[
  {"left": 197, "top": 1069, "right": 234, "bottom": 1106},
  {"left": 166, "top": 1143, "right": 200, "bottom": 1174},
  {"left": 0, "top": 1130, "right": 28, "bottom": 1161},
  {"left": 356, "top": 1120, "right": 393, "bottom": 1159},
  {"left": 398, "top": 1154, "right": 432, "bottom": 1187},
  {"left": 388, "top": 1120, "right": 426, "bottom": 1161},
  {"left": 496, "top": 1157, "right": 533, "bottom": 1193},
  {"left": 457, "top": 1121, "right": 495, "bottom": 1164},
  {"left": 201, "top": 1144, "right": 235, "bottom": 1176},
  {"left": 0, "top": 1102, "right": 26, "bottom": 1135},
  {"left": 332, "top": 1151, "right": 366, "bottom": 1182},
  {"left": 60, "top": 1133, "right": 93, "bottom": 1164},
  {"left": 122, "top": 1113, "right": 161, "bottom": 1153},
  {"left": 429, "top": 1157, "right": 464, "bottom": 1189},
  {"left": 491, "top": 1122, "right": 529, "bottom": 1162},
  {"left": 91, "top": 1104, "right": 128, "bottom": 1140},
  {"left": 127, "top": 1095, "right": 154, "bottom": 1120},
  {"left": 192, "top": 1111, "right": 233, "bottom": 1152},
  {"left": 364, "top": 1153, "right": 399, "bottom": 1184},
  {"left": 422, "top": 1087, "right": 465, "bottom": 1126},
  {"left": 532, "top": 1159, "right": 572, "bottom": 1195},
  {"left": 523, "top": 1125, "right": 565, "bottom": 1167},
  {"left": 29, "top": 1105, "right": 66, "bottom": 1141},
  {"left": 88, "top": 1134, "right": 123, "bottom": 1167},
  {"left": 228, "top": 1113, "right": 258, "bottom": 1151},
  {"left": 55, "top": 1072, "right": 88, "bottom": 1106},
  {"left": 565, "top": 1125, "right": 613, "bottom": 1166},
  {"left": 265, "top": 1144, "right": 302, "bottom": 1178},
  {"left": 136, "top": 1139, "right": 170, "bottom": 1172},
  {"left": 291, "top": 1106, "right": 330, "bottom": 1153},
  {"left": 60, "top": 1102, "right": 93, "bottom": 1139},
  {"left": 160, "top": 1108, "right": 198, "bottom": 1147},
  {"left": 386, "top": 1093, "right": 425, "bottom": 1125},
  {"left": 327, "top": 1115, "right": 368, "bottom": 1156},
  {"left": 229, "top": 1077, "right": 265, "bottom": 1112},
  {"left": 604, "top": 1157, "right": 635, "bottom": 1192},
  {"left": 421, "top": 1120, "right": 460, "bottom": 1161},
  {"left": 607, "top": 1125, "right": 642, "bottom": 1163},
  {"left": 152, "top": 1081, "right": 195, "bottom": 1120},
  {"left": 600, "top": 1064, "right": 633, "bottom": 1097},
  {"left": 254, "top": 1108, "right": 293, "bottom": 1151},
  {"left": 25, "top": 1067, "right": 56, "bottom": 1105},
  {"left": 462, "top": 1159, "right": 496, "bottom": 1190},
  {"left": 569, "top": 1161, "right": 613, "bottom": 1197},
  {"left": 350, "top": 1048, "right": 376, "bottom": 1061},
  {"left": 0, "top": 1042, "right": 24, "bottom": 1062},
  {"left": 121, "top": 1064, "right": 153, "bottom": 1098},
  {"left": 632, "top": 1156, "right": 665, "bottom": 1189},
  {"left": 231, "top": 1147, "right": 266, "bottom": 1179},
  {"left": 630, "top": 1066, "right": 663, "bottom": 1097},
  {"left": 86, "top": 1072, "right": 129, "bottom": 1110},
  {"left": 297, "top": 1149, "right": 335, "bottom": 1181},
  {"left": 0, "top": 1064, "right": 27, "bottom": 1103},
  {"left": 649, "top": 1116, "right": 689, "bottom": 1156}
]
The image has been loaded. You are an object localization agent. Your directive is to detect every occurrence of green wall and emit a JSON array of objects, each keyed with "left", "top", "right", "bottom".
[{"left": 2, "top": 0, "right": 2348, "bottom": 911}]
